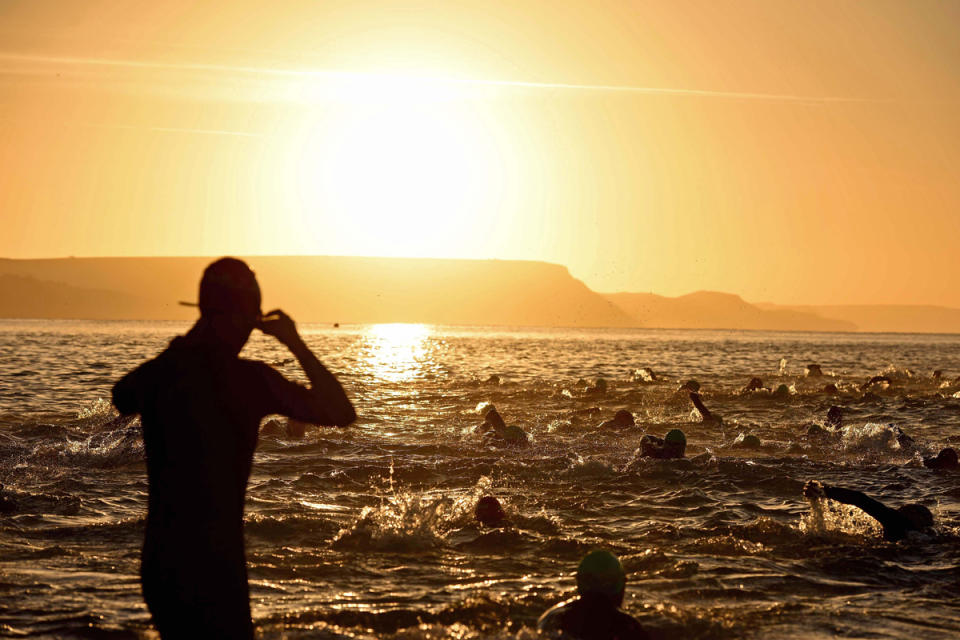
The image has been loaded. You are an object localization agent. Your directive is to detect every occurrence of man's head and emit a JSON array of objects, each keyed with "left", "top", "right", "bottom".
[
  {"left": 897, "top": 503, "right": 934, "bottom": 529},
  {"left": 576, "top": 550, "right": 626, "bottom": 607},
  {"left": 197, "top": 258, "right": 261, "bottom": 353}
]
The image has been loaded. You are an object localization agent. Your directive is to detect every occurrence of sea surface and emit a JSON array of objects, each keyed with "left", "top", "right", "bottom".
[{"left": 1, "top": 320, "right": 959, "bottom": 639}]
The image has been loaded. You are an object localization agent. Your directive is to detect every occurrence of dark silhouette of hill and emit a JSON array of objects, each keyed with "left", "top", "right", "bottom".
[
  {"left": 3, "top": 256, "right": 960, "bottom": 333},
  {"left": 603, "top": 291, "right": 856, "bottom": 332},
  {"left": 0, "top": 256, "right": 634, "bottom": 327},
  {"left": 0, "top": 274, "right": 145, "bottom": 319},
  {"left": 757, "top": 302, "right": 960, "bottom": 334}
]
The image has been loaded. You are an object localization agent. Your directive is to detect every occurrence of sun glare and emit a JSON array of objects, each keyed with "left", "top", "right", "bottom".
[
  {"left": 284, "top": 75, "right": 507, "bottom": 259},
  {"left": 361, "top": 323, "right": 432, "bottom": 382}
]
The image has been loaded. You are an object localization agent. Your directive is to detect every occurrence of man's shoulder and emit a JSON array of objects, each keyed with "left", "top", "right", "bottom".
[
  {"left": 613, "top": 609, "right": 648, "bottom": 638},
  {"left": 537, "top": 597, "right": 648, "bottom": 640},
  {"left": 537, "top": 597, "right": 578, "bottom": 633}
]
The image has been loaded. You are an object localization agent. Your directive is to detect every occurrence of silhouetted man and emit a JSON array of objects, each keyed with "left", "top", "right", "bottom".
[{"left": 112, "top": 258, "right": 355, "bottom": 638}]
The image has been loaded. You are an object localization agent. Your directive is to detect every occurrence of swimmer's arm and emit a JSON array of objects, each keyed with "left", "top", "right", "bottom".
[
  {"left": 260, "top": 310, "right": 356, "bottom": 427},
  {"left": 822, "top": 486, "right": 899, "bottom": 529},
  {"left": 690, "top": 392, "right": 713, "bottom": 420}
]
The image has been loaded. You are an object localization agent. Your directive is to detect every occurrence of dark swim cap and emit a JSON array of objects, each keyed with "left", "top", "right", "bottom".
[
  {"left": 898, "top": 503, "right": 934, "bottom": 528},
  {"left": 576, "top": 550, "right": 626, "bottom": 600},
  {"left": 475, "top": 495, "right": 506, "bottom": 526},
  {"left": 937, "top": 448, "right": 958, "bottom": 467},
  {"left": 198, "top": 258, "right": 261, "bottom": 319},
  {"left": 664, "top": 429, "right": 686, "bottom": 445}
]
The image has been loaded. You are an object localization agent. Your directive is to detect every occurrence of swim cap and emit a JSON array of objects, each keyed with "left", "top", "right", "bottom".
[
  {"left": 664, "top": 429, "right": 686, "bottom": 445},
  {"left": 742, "top": 434, "right": 762, "bottom": 448},
  {"left": 503, "top": 425, "right": 528, "bottom": 443},
  {"left": 198, "top": 258, "right": 261, "bottom": 319},
  {"left": 897, "top": 503, "right": 934, "bottom": 528},
  {"left": 475, "top": 495, "right": 506, "bottom": 526},
  {"left": 576, "top": 550, "right": 626, "bottom": 600}
]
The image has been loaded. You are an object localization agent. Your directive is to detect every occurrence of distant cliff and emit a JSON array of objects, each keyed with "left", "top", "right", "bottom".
[
  {"left": 603, "top": 291, "right": 856, "bottom": 332},
  {"left": 3, "top": 256, "right": 960, "bottom": 333},
  {"left": 0, "top": 256, "right": 635, "bottom": 328},
  {"left": 757, "top": 303, "right": 960, "bottom": 334}
]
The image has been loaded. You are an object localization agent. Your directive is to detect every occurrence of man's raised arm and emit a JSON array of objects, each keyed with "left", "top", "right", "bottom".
[{"left": 260, "top": 309, "right": 356, "bottom": 427}]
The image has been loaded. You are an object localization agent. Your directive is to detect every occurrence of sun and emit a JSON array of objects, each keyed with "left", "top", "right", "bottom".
[{"left": 284, "top": 76, "right": 507, "bottom": 258}]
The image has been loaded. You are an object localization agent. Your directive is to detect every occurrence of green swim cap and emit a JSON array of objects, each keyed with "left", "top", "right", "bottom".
[
  {"left": 664, "top": 429, "right": 687, "bottom": 445},
  {"left": 577, "top": 550, "right": 626, "bottom": 599},
  {"left": 742, "top": 434, "right": 762, "bottom": 448},
  {"left": 503, "top": 425, "right": 528, "bottom": 442}
]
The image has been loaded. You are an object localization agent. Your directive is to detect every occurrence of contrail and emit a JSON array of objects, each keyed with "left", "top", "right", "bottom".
[
  {"left": 0, "top": 52, "right": 881, "bottom": 105},
  {"left": 0, "top": 116, "right": 267, "bottom": 139},
  {"left": 81, "top": 121, "right": 268, "bottom": 138}
]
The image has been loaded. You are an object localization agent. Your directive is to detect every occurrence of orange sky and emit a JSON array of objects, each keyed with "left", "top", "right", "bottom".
[{"left": 1, "top": 1, "right": 958, "bottom": 306}]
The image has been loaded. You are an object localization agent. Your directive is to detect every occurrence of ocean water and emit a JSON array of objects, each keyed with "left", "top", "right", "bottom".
[{"left": 1, "top": 320, "right": 959, "bottom": 639}]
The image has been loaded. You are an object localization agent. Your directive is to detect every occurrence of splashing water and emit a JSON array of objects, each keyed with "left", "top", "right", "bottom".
[
  {"left": 799, "top": 497, "right": 882, "bottom": 538},
  {"left": 2, "top": 321, "right": 960, "bottom": 639}
]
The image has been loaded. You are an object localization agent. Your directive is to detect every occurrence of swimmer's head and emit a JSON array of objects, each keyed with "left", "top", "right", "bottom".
[
  {"left": 576, "top": 550, "right": 626, "bottom": 606},
  {"left": 665, "top": 429, "right": 686, "bottom": 445},
  {"left": 826, "top": 406, "right": 843, "bottom": 427},
  {"left": 475, "top": 495, "right": 506, "bottom": 527},
  {"left": 502, "top": 425, "right": 529, "bottom": 444},
  {"left": 897, "top": 503, "right": 934, "bottom": 529},
  {"left": 198, "top": 258, "right": 261, "bottom": 351},
  {"left": 741, "top": 434, "right": 762, "bottom": 449},
  {"left": 939, "top": 447, "right": 958, "bottom": 466},
  {"left": 924, "top": 447, "right": 958, "bottom": 470},
  {"left": 664, "top": 429, "right": 687, "bottom": 456}
]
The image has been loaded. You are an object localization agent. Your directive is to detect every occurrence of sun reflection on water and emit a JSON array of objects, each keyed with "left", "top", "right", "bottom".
[{"left": 361, "top": 323, "right": 432, "bottom": 382}]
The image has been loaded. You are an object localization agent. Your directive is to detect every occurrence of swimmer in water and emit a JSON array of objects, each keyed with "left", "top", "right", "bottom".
[
  {"left": 0, "top": 483, "right": 15, "bottom": 514},
  {"left": 923, "top": 447, "right": 958, "bottom": 470},
  {"left": 475, "top": 495, "right": 507, "bottom": 527},
  {"left": 690, "top": 392, "right": 721, "bottom": 425},
  {"left": 862, "top": 375, "right": 892, "bottom": 391},
  {"left": 538, "top": 550, "right": 648, "bottom": 640},
  {"left": 826, "top": 406, "right": 843, "bottom": 429},
  {"left": 476, "top": 406, "right": 506, "bottom": 434},
  {"left": 599, "top": 409, "right": 635, "bottom": 430},
  {"left": 806, "top": 406, "right": 843, "bottom": 442},
  {"left": 803, "top": 480, "right": 934, "bottom": 542},
  {"left": 639, "top": 429, "right": 686, "bottom": 459},
  {"left": 478, "top": 407, "right": 529, "bottom": 446}
]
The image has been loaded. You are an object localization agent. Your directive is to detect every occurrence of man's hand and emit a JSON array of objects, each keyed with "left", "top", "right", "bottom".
[
  {"left": 803, "top": 480, "right": 825, "bottom": 500},
  {"left": 257, "top": 309, "right": 301, "bottom": 348}
]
